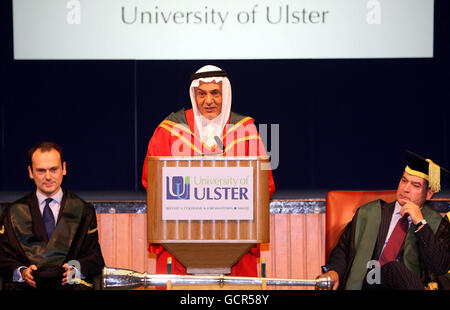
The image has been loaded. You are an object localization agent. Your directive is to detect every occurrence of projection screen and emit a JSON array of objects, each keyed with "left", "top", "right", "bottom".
[{"left": 12, "top": 0, "right": 434, "bottom": 59}]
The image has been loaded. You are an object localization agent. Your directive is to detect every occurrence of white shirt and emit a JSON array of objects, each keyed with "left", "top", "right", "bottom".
[{"left": 36, "top": 188, "right": 63, "bottom": 222}]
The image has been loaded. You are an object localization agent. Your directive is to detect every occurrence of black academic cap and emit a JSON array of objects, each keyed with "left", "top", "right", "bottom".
[{"left": 404, "top": 150, "right": 449, "bottom": 193}]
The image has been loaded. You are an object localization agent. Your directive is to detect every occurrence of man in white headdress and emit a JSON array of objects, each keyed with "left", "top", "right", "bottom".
[
  {"left": 189, "top": 65, "right": 232, "bottom": 148},
  {"left": 142, "top": 65, "right": 275, "bottom": 277}
]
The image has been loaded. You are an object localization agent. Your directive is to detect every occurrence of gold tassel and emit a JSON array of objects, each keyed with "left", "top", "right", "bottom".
[{"left": 426, "top": 159, "right": 441, "bottom": 193}]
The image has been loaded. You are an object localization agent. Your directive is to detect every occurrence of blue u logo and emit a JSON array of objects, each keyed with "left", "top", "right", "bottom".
[{"left": 166, "top": 176, "right": 190, "bottom": 200}]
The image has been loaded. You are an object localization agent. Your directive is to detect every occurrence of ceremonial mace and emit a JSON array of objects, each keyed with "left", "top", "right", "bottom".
[{"left": 101, "top": 267, "right": 332, "bottom": 290}]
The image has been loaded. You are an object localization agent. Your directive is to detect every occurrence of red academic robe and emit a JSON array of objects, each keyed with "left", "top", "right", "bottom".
[{"left": 142, "top": 108, "right": 275, "bottom": 277}]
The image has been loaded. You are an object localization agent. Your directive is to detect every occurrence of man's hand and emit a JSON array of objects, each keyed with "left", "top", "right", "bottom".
[
  {"left": 61, "top": 263, "right": 73, "bottom": 286},
  {"left": 21, "top": 264, "right": 37, "bottom": 288},
  {"left": 316, "top": 270, "right": 339, "bottom": 290},
  {"left": 399, "top": 199, "right": 424, "bottom": 225}
]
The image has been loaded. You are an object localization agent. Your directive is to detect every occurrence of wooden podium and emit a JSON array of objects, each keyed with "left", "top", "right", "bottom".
[{"left": 147, "top": 156, "right": 270, "bottom": 275}]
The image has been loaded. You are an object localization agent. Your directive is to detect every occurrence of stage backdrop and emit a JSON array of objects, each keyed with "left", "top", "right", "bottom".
[{"left": 1, "top": 0, "right": 449, "bottom": 193}]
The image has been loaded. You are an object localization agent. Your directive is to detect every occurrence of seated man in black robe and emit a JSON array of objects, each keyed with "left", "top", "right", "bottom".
[
  {"left": 318, "top": 154, "right": 450, "bottom": 290},
  {"left": 0, "top": 142, "right": 105, "bottom": 289}
]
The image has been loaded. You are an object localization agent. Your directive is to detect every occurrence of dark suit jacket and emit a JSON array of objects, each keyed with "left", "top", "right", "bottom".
[{"left": 0, "top": 190, "right": 105, "bottom": 289}]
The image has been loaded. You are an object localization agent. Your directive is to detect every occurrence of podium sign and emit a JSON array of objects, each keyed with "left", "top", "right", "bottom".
[
  {"left": 147, "top": 156, "right": 269, "bottom": 274},
  {"left": 162, "top": 167, "right": 253, "bottom": 221}
]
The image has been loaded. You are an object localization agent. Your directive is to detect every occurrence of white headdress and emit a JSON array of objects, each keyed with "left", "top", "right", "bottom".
[{"left": 189, "top": 65, "right": 232, "bottom": 147}]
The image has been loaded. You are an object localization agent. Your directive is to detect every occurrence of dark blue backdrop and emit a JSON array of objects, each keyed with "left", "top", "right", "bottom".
[{"left": 1, "top": 1, "right": 449, "bottom": 194}]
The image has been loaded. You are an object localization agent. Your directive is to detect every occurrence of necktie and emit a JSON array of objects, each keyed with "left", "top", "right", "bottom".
[
  {"left": 379, "top": 215, "right": 409, "bottom": 265},
  {"left": 43, "top": 198, "right": 55, "bottom": 240}
]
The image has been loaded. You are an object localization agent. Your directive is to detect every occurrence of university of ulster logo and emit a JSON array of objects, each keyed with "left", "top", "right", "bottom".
[{"left": 166, "top": 176, "right": 190, "bottom": 200}]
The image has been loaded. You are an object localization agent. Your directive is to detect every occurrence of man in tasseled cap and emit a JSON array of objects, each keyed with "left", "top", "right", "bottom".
[
  {"left": 318, "top": 153, "right": 450, "bottom": 290},
  {"left": 142, "top": 65, "right": 275, "bottom": 277}
]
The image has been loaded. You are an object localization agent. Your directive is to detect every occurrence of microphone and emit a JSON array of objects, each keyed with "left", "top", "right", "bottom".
[{"left": 214, "top": 136, "right": 225, "bottom": 152}]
